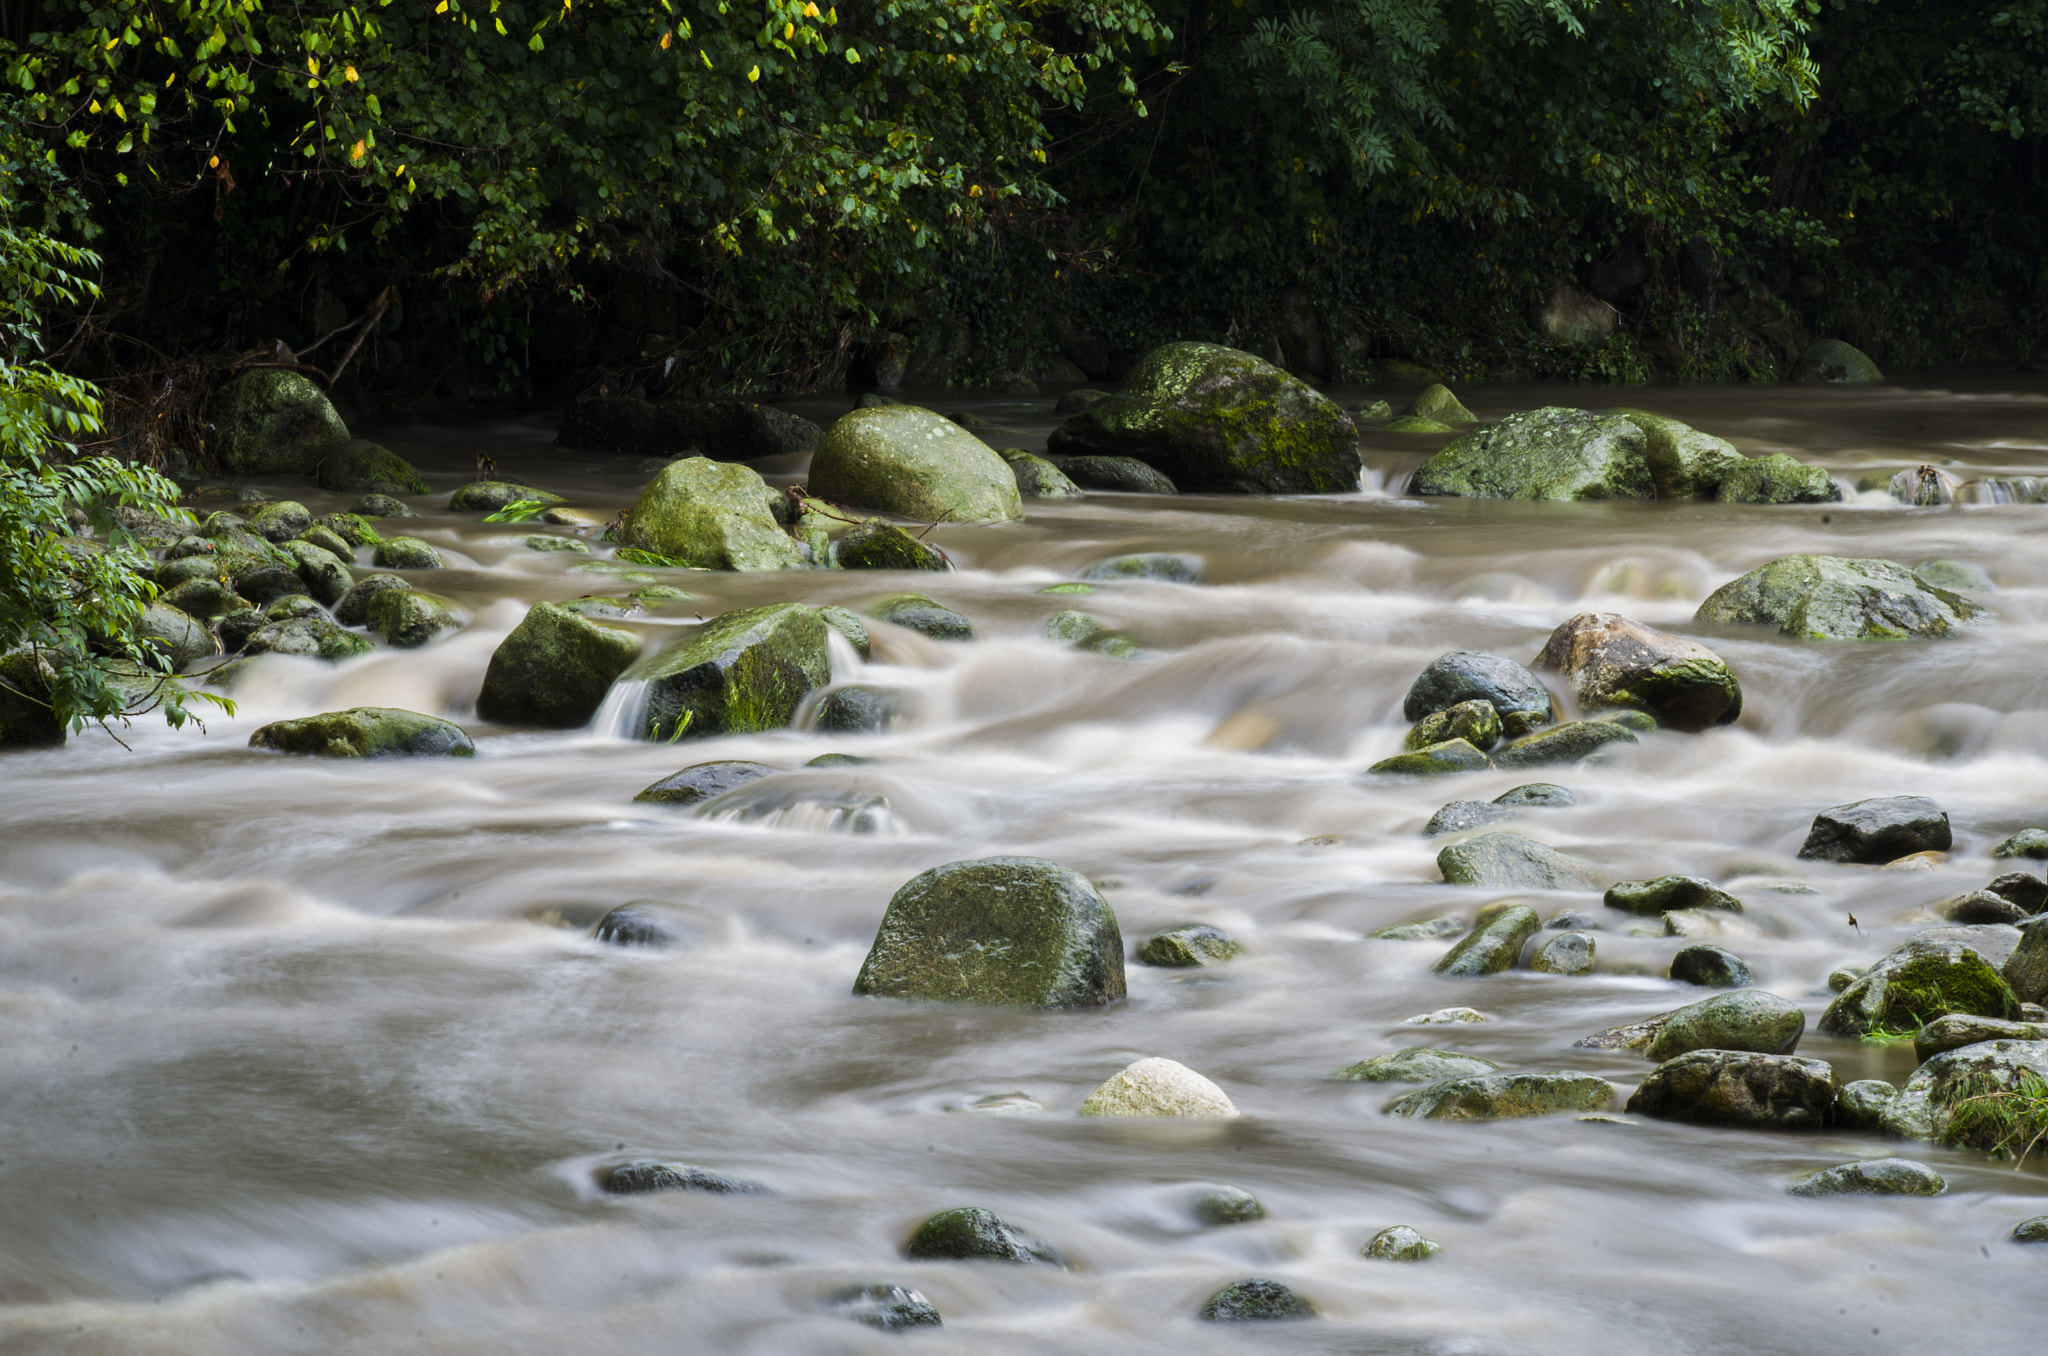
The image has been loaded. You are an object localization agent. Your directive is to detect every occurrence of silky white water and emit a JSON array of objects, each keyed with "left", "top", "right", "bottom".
[{"left": 2, "top": 376, "right": 2045, "bottom": 1354}]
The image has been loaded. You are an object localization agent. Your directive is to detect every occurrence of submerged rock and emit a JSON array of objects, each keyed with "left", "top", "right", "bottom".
[
  {"left": 1191, "top": 1185, "right": 1265, "bottom": 1226},
  {"left": 1337, "top": 1048, "right": 1500, "bottom": 1083},
  {"left": 853, "top": 856, "right": 1125, "bottom": 1009},
  {"left": 627, "top": 603, "right": 831, "bottom": 741},
  {"left": 867, "top": 592, "right": 975, "bottom": 641},
  {"left": 600, "top": 1161, "right": 763, "bottom": 1195},
  {"left": 815, "top": 685, "right": 899, "bottom": 733},
  {"left": 248, "top": 707, "right": 475, "bottom": 758},
  {"left": 1046, "top": 342, "right": 1361, "bottom": 494},
  {"left": 1369, "top": 738, "right": 1490, "bottom": 776},
  {"left": 1411, "top": 408, "right": 1653, "bottom": 501},
  {"left": 1695, "top": 555, "right": 1984, "bottom": 640},
  {"left": 1138, "top": 925, "right": 1241, "bottom": 967},
  {"left": 999, "top": 448, "right": 1083, "bottom": 499},
  {"left": 1198, "top": 1279, "right": 1313, "bottom": 1322},
  {"left": 1386, "top": 1072, "right": 1616, "bottom": 1120},
  {"left": 1797, "top": 796, "right": 1952, "bottom": 863},
  {"left": 476, "top": 602, "right": 642, "bottom": 727},
  {"left": 829, "top": 1283, "right": 942, "bottom": 1331},
  {"left": 1423, "top": 801, "right": 1519, "bottom": 837},
  {"left": 1642, "top": 990, "right": 1805, "bottom": 1061},
  {"left": 809, "top": 406, "right": 1023, "bottom": 524},
  {"left": 1081, "top": 552, "right": 1202, "bottom": 584},
  {"left": 1045, "top": 609, "right": 1103, "bottom": 642},
  {"left": 1079, "top": 1057, "right": 1239, "bottom": 1118},
  {"left": 1498, "top": 782, "right": 1577, "bottom": 807},
  {"left": 1533, "top": 612, "right": 1741, "bottom": 732},
  {"left": 1604, "top": 875, "right": 1743, "bottom": 916},
  {"left": 816, "top": 604, "right": 872, "bottom": 659},
  {"left": 1625, "top": 1050, "right": 1836, "bottom": 1129},
  {"left": 1437, "top": 833, "right": 1599, "bottom": 890},
  {"left": 1670, "top": 943, "right": 1756, "bottom": 988},
  {"left": 1491, "top": 720, "right": 1638, "bottom": 768},
  {"left": 1363, "top": 1225, "right": 1441, "bottom": 1262},
  {"left": 621, "top": 457, "right": 807, "bottom": 572},
  {"left": 633, "top": 760, "right": 778, "bottom": 805},
  {"left": 366, "top": 588, "right": 459, "bottom": 649},
  {"left": 2013, "top": 1216, "right": 2048, "bottom": 1244},
  {"left": 1788, "top": 1159, "right": 1944, "bottom": 1198},
  {"left": 1402, "top": 650, "right": 1555, "bottom": 738},
  {"left": 1050, "top": 454, "right": 1178, "bottom": 494},
  {"left": 835, "top": 519, "right": 950, "bottom": 572},
  {"left": 1530, "top": 930, "right": 1595, "bottom": 975},
  {"left": 590, "top": 905, "right": 686, "bottom": 948},
  {"left": 1432, "top": 905, "right": 1541, "bottom": 976},
  {"left": 904, "top": 1207, "right": 1064, "bottom": 1266}
]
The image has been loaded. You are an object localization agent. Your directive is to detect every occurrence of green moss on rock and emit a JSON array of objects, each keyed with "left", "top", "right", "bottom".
[
  {"left": 317, "top": 439, "right": 429, "bottom": 495},
  {"left": 621, "top": 457, "right": 807, "bottom": 572},
  {"left": 477, "top": 601, "right": 641, "bottom": 726},
  {"left": 626, "top": 602, "right": 831, "bottom": 741},
  {"left": 1431, "top": 904, "right": 1540, "bottom": 976},
  {"left": 209, "top": 369, "right": 350, "bottom": 475},
  {"left": 249, "top": 707, "right": 474, "bottom": 757},
  {"left": 1385, "top": 1071, "right": 1615, "bottom": 1120},
  {"left": 809, "top": 406, "right": 1023, "bottom": 523},
  {"left": 1411, "top": 408, "right": 1653, "bottom": 501},
  {"left": 1696, "top": 554, "right": 1984, "bottom": 640}
]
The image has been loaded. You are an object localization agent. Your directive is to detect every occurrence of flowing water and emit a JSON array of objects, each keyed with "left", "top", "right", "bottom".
[{"left": 4, "top": 374, "right": 2048, "bottom": 1354}]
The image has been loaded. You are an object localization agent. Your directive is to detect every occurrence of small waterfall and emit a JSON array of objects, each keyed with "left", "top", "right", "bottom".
[
  {"left": 590, "top": 678, "right": 651, "bottom": 740},
  {"left": 1889, "top": 464, "right": 1957, "bottom": 506},
  {"left": 1955, "top": 476, "right": 2044, "bottom": 505}
]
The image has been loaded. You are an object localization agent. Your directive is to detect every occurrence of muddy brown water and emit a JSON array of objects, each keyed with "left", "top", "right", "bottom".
[{"left": 3, "top": 375, "right": 2046, "bottom": 1353}]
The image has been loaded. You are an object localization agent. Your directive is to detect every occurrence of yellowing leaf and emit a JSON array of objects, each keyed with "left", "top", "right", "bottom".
[
  {"left": 345, "top": 65, "right": 358, "bottom": 82},
  {"left": 209, "top": 154, "right": 219, "bottom": 167},
  {"left": 435, "top": 0, "right": 448, "bottom": 11},
  {"left": 747, "top": 64, "right": 760, "bottom": 82},
  {"left": 802, "top": 2, "right": 819, "bottom": 15},
  {"left": 784, "top": 22, "right": 794, "bottom": 40},
  {"left": 307, "top": 55, "right": 319, "bottom": 75},
  {"left": 660, "top": 30, "right": 671, "bottom": 48},
  {"left": 349, "top": 139, "right": 366, "bottom": 162}
]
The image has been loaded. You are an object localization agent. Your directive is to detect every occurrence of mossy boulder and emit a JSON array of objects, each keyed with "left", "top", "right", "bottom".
[
  {"left": 1491, "top": 719, "right": 1639, "bottom": 768},
  {"left": 1913, "top": 1013, "right": 2048, "bottom": 1061},
  {"left": 1422, "top": 800, "right": 1518, "bottom": 837},
  {"left": 1534, "top": 612, "right": 1741, "bottom": 732},
  {"left": 160, "top": 578, "right": 248, "bottom": 620},
  {"left": 599, "top": 1161, "right": 764, "bottom": 1195},
  {"left": 1199, "top": 1280, "right": 1313, "bottom": 1322},
  {"left": 137, "top": 602, "right": 217, "bottom": 671},
  {"left": 1081, "top": 552, "right": 1202, "bottom": 583},
  {"left": 1793, "top": 338, "right": 1883, "bottom": 384},
  {"left": 248, "top": 707, "right": 474, "bottom": 757},
  {"left": 349, "top": 494, "right": 413, "bottom": 519},
  {"left": 1625, "top": 1050, "right": 1836, "bottom": 1128},
  {"left": 1368, "top": 738, "right": 1489, "bottom": 775},
  {"left": 1406, "top": 383, "right": 1475, "bottom": 423},
  {"left": 1604, "top": 875, "right": 1742, "bottom": 916},
  {"left": 1050, "top": 454, "right": 1179, "bottom": 494},
  {"left": 868, "top": 593, "right": 974, "bottom": 641},
  {"left": 626, "top": 602, "right": 831, "bottom": 741},
  {"left": 1045, "top": 610, "right": 1103, "bottom": 642},
  {"left": 852, "top": 856, "right": 1125, "bottom": 1009},
  {"left": 1878, "top": 1038, "right": 2048, "bottom": 1147},
  {"left": 1641, "top": 990, "right": 1805, "bottom": 1061},
  {"left": 1530, "top": 930, "right": 1595, "bottom": 975},
  {"left": 1695, "top": 554, "right": 1984, "bottom": 640},
  {"left": 620, "top": 457, "right": 807, "bottom": 572},
  {"left": 902, "top": 1206, "right": 1066, "bottom": 1265},
  {"left": 1818, "top": 935, "right": 2019, "bottom": 1036},
  {"left": 373, "top": 536, "right": 444, "bottom": 570},
  {"left": 295, "top": 523, "right": 354, "bottom": 560},
  {"left": 1438, "top": 832, "right": 1598, "bottom": 890},
  {"left": 1045, "top": 341, "right": 1361, "bottom": 494},
  {"left": 1411, "top": 409, "right": 1653, "bottom": 501},
  {"left": 1335, "top": 1048, "right": 1500, "bottom": 1083},
  {"left": 319, "top": 512, "right": 385, "bottom": 547},
  {"left": 1602, "top": 409, "right": 1745, "bottom": 498},
  {"left": 2007, "top": 916, "right": 2048, "bottom": 1005},
  {"left": 1716, "top": 453, "right": 1841, "bottom": 504},
  {"left": 1385, "top": 1071, "right": 1616, "bottom": 1120},
  {"left": 450, "top": 480, "right": 563, "bottom": 513},
  {"left": 1996, "top": 829, "right": 2048, "bottom": 860},
  {"left": 1431, "top": 904, "right": 1540, "bottom": 976},
  {"left": 1671, "top": 943, "right": 1756, "bottom": 989},
  {"left": 1191, "top": 1185, "right": 1264, "bottom": 1226},
  {"left": 1797, "top": 795, "right": 1951, "bottom": 863},
  {"left": 333, "top": 574, "right": 412, "bottom": 626},
  {"left": 999, "top": 448, "right": 1083, "bottom": 499},
  {"left": 476, "top": 601, "right": 642, "bottom": 726},
  {"left": 316, "top": 439, "right": 429, "bottom": 495},
  {"left": 1364, "top": 1225, "right": 1441, "bottom": 1262},
  {"left": 1405, "top": 699, "right": 1502, "bottom": 752},
  {"left": 209, "top": 369, "right": 350, "bottom": 475},
  {"left": 0, "top": 651, "right": 63, "bottom": 748},
  {"left": 1137, "top": 924, "right": 1241, "bottom": 967},
  {"left": 633, "top": 759, "right": 778, "bottom": 805},
  {"left": 1079, "top": 1056, "right": 1239, "bottom": 1117},
  {"left": 283, "top": 540, "right": 354, "bottom": 606},
  {"left": 835, "top": 519, "right": 950, "bottom": 571},
  {"left": 808, "top": 406, "right": 1023, "bottom": 524},
  {"left": 1383, "top": 415, "right": 1455, "bottom": 432},
  {"left": 1788, "top": 1159, "right": 1944, "bottom": 1197},
  {"left": 242, "top": 615, "right": 375, "bottom": 661},
  {"left": 244, "top": 501, "right": 312, "bottom": 542},
  {"left": 1402, "top": 650, "right": 1554, "bottom": 738},
  {"left": 366, "top": 589, "right": 459, "bottom": 648},
  {"left": 815, "top": 685, "right": 899, "bottom": 733}
]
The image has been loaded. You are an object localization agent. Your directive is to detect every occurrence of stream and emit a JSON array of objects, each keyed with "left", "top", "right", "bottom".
[{"left": 3, "top": 374, "right": 2046, "bottom": 1353}]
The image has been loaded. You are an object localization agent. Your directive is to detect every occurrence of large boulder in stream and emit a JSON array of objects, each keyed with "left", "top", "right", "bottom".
[
  {"left": 626, "top": 603, "right": 832, "bottom": 741},
  {"left": 904, "top": 1207, "right": 1065, "bottom": 1266},
  {"left": 2007, "top": 915, "right": 2048, "bottom": 1006},
  {"left": 1402, "top": 651, "right": 1555, "bottom": 739},
  {"left": 808, "top": 407, "right": 1022, "bottom": 524},
  {"left": 621, "top": 457, "right": 808, "bottom": 571},
  {"left": 1797, "top": 795, "right": 1951, "bottom": 863},
  {"left": 137, "top": 602, "right": 217, "bottom": 672},
  {"left": 1817, "top": 933, "right": 2019, "bottom": 1036},
  {"left": 249, "top": 707, "right": 475, "bottom": 758},
  {"left": 1533, "top": 613, "right": 1741, "bottom": 732},
  {"left": 1695, "top": 555, "right": 1985, "bottom": 640},
  {"left": 852, "top": 856, "right": 1125, "bottom": 1009},
  {"left": 1626, "top": 1050, "right": 1836, "bottom": 1129},
  {"left": 1410, "top": 409, "right": 1653, "bottom": 501},
  {"left": 316, "top": 439, "right": 429, "bottom": 495},
  {"left": 1715, "top": 453, "right": 1840, "bottom": 505},
  {"left": 1078, "top": 1057, "right": 1240, "bottom": 1117},
  {"left": 1602, "top": 409, "right": 1743, "bottom": 498},
  {"left": 477, "top": 602, "right": 642, "bottom": 727},
  {"left": 1385, "top": 1072, "right": 1616, "bottom": 1120},
  {"left": 1437, "top": 833, "right": 1598, "bottom": 890},
  {"left": 208, "top": 369, "right": 350, "bottom": 475},
  {"left": 366, "top": 589, "right": 459, "bottom": 649},
  {"left": 1045, "top": 342, "right": 1361, "bottom": 494},
  {"left": 1641, "top": 990, "right": 1805, "bottom": 1061},
  {"left": 1868, "top": 1038, "right": 2048, "bottom": 1146}
]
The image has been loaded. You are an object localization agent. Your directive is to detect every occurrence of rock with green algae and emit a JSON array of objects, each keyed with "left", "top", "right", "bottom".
[
  {"left": 599, "top": 1162, "right": 765, "bottom": 1195},
  {"left": 208, "top": 369, "right": 351, "bottom": 475},
  {"left": 1437, "top": 832, "right": 1599, "bottom": 890},
  {"left": 350, "top": 494, "right": 413, "bottom": 519},
  {"left": 450, "top": 480, "right": 563, "bottom": 512},
  {"left": 319, "top": 512, "right": 385, "bottom": 547},
  {"left": 1369, "top": 738, "right": 1489, "bottom": 776},
  {"left": 242, "top": 615, "right": 375, "bottom": 662},
  {"left": 1530, "top": 930, "right": 1595, "bottom": 975},
  {"left": 136, "top": 602, "right": 217, "bottom": 672},
  {"left": 626, "top": 602, "right": 831, "bottom": 741},
  {"left": 1363, "top": 1225, "right": 1441, "bottom": 1261},
  {"left": 903, "top": 1207, "right": 1065, "bottom": 1266},
  {"left": 1604, "top": 875, "right": 1743, "bottom": 916},
  {"left": 1078, "top": 1056, "right": 1239, "bottom": 1117},
  {"left": 620, "top": 457, "right": 807, "bottom": 572},
  {"left": 372, "top": 536, "right": 444, "bottom": 570},
  {"left": 244, "top": 500, "right": 311, "bottom": 542},
  {"left": 1670, "top": 943, "right": 1755, "bottom": 988},
  {"left": 867, "top": 592, "right": 974, "bottom": 641},
  {"left": 316, "top": 439, "right": 428, "bottom": 495},
  {"left": 476, "top": 602, "right": 641, "bottom": 727},
  {"left": 1404, "top": 699, "right": 1502, "bottom": 752},
  {"left": 2015, "top": 1217, "right": 2048, "bottom": 1243},
  {"left": 1406, "top": 383, "right": 1475, "bottom": 423},
  {"left": 834, "top": 518, "right": 950, "bottom": 571},
  {"left": 1402, "top": 651, "right": 1554, "bottom": 737},
  {"left": 852, "top": 856, "right": 1125, "bottom": 1009},
  {"left": 1335, "top": 1048, "right": 1499, "bottom": 1083},
  {"left": 1533, "top": 612, "right": 1741, "bottom": 732},
  {"left": 524, "top": 534, "right": 589, "bottom": 554},
  {"left": 1875, "top": 1038, "right": 2048, "bottom": 1145},
  {"left": 1798, "top": 795, "right": 1951, "bottom": 863},
  {"left": 1082, "top": 552, "right": 1202, "bottom": 584},
  {"left": 248, "top": 707, "right": 474, "bottom": 758},
  {"left": 2008, "top": 916, "right": 2048, "bottom": 1005},
  {"left": 160, "top": 578, "right": 248, "bottom": 620},
  {"left": 366, "top": 589, "right": 459, "bottom": 649},
  {"left": 1385, "top": 1071, "right": 1616, "bottom": 1120},
  {"left": 998, "top": 447, "right": 1084, "bottom": 499},
  {"left": 1431, "top": 904, "right": 1541, "bottom": 976},
  {"left": 1381, "top": 415, "right": 1456, "bottom": 433},
  {"left": 1788, "top": 1159, "right": 1944, "bottom": 1197},
  {"left": 1626, "top": 1050, "right": 1836, "bottom": 1128},
  {"left": 1410, "top": 408, "right": 1653, "bottom": 501},
  {"left": 295, "top": 523, "right": 354, "bottom": 561},
  {"left": 1817, "top": 934, "right": 2019, "bottom": 1037},
  {"left": 1138, "top": 924, "right": 1241, "bottom": 967},
  {"left": 1640, "top": 990, "right": 1806, "bottom": 1061},
  {"left": 1370, "top": 914, "right": 1470, "bottom": 941},
  {"left": 1716, "top": 452, "right": 1841, "bottom": 504},
  {"left": 1046, "top": 341, "right": 1361, "bottom": 494},
  {"left": 808, "top": 406, "right": 1023, "bottom": 524},
  {"left": 1198, "top": 1280, "right": 1313, "bottom": 1322},
  {"left": 1491, "top": 719, "right": 1638, "bottom": 768},
  {"left": 1912, "top": 1013, "right": 2048, "bottom": 1061},
  {"left": 1694, "top": 554, "right": 1984, "bottom": 640},
  {"left": 1601, "top": 408, "right": 1745, "bottom": 498},
  {"left": 816, "top": 604, "right": 872, "bottom": 659},
  {"left": 1994, "top": 830, "right": 2048, "bottom": 860},
  {"left": 633, "top": 760, "right": 778, "bottom": 805},
  {"left": 283, "top": 540, "right": 354, "bottom": 606},
  {"left": 332, "top": 575, "right": 412, "bottom": 627},
  {"left": 1191, "top": 1185, "right": 1264, "bottom": 1225},
  {"left": 1045, "top": 609, "right": 1103, "bottom": 642},
  {"left": 1050, "top": 454, "right": 1179, "bottom": 494}
]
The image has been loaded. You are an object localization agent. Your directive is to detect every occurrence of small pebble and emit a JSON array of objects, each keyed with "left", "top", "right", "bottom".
[{"left": 1362, "top": 1225, "right": 1440, "bottom": 1261}]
